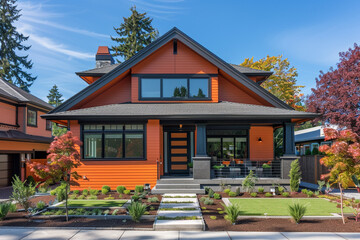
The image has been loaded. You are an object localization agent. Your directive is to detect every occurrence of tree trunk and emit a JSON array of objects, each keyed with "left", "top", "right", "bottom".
[
  {"left": 339, "top": 183, "right": 345, "bottom": 224},
  {"left": 65, "top": 181, "right": 69, "bottom": 222}
]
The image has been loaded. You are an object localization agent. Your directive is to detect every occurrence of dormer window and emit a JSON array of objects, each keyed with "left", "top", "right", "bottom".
[{"left": 139, "top": 76, "right": 210, "bottom": 100}]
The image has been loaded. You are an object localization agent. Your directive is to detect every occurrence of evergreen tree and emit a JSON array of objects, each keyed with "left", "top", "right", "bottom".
[
  {"left": 47, "top": 84, "right": 64, "bottom": 107},
  {"left": 111, "top": 6, "right": 158, "bottom": 62},
  {"left": 0, "top": 0, "right": 36, "bottom": 92},
  {"left": 289, "top": 159, "right": 301, "bottom": 192}
]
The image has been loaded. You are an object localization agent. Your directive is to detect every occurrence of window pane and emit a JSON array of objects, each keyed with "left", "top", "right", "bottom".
[
  {"left": 125, "top": 133, "right": 144, "bottom": 158},
  {"left": 125, "top": 124, "right": 143, "bottom": 130},
  {"left": 105, "top": 134, "right": 123, "bottom": 158},
  {"left": 141, "top": 78, "right": 160, "bottom": 98},
  {"left": 104, "top": 124, "right": 123, "bottom": 130},
  {"left": 27, "top": 110, "right": 36, "bottom": 125},
  {"left": 207, "top": 138, "right": 221, "bottom": 158},
  {"left": 235, "top": 137, "right": 247, "bottom": 159},
  {"left": 163, "top": 78, "right": 187, "bottom": 98},
  {"left": 223, "top": 138, "right": 234, "bottom": 160},
  {"left": 190, "top": 78, "right": 208, "bottom": 98},
  {"left": 207, "top": 129, "right": 247, "bottom": 136},
  {"left": 84, "top": 134, "right": 102, "bottom": 158}
]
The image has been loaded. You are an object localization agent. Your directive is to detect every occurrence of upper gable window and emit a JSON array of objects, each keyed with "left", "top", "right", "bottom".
[
  {"left": 140, "top": 76, "right": 210, "bottom": 100},
  {"left": 27, "top": 108, "right": 37, "bottom": 127}
]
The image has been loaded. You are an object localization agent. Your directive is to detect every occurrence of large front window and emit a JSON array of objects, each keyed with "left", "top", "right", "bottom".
[
  {"left": 140, "top": 77, "right": 210, "bottom": 100},
  {"left": 83, "top": 124, "right": 145, "bottom": 159}
]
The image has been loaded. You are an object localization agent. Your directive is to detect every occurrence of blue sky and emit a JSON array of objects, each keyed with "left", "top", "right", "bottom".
[{"left": 16, "top": 0, "right": 360, "bottom": 101}]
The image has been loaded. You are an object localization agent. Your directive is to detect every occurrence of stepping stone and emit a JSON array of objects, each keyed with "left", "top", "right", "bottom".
[
  {"left": 158, "top": 210, "right": 202, "bottom": 218},
  {"left": 161, "top": 198, "right": 198, "bottom": 203},
  {"left": 154, "top": 219, "right": 204, "bottom": 231},
  {"left": 160, "top": 202, "right": 199, "bottom": 209},
  {"left": 163, "top": 193, "right": 197, "bottom": 198}
]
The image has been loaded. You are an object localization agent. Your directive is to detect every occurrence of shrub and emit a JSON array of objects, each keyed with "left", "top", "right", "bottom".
[
  {"left": 317, "top": 180, "right": 325, "bottom": 193},
  {"left": 36, "top": 201, "right": 46, "bottom": 210},
  {"left": 131, "top": 194, "right": 140, "bottom": 202},
  {"left": 77, "top": 195, "right": 85, "bottom": 199},
  {"left": 82, "top": 189, "right": 89, "bottom": 196},
  {"left": 135, "top": 185, "right": 144, "bottom": 193},
  {"left": 289, "top": 159, "right": 301, "bottom": 192},
  {"left": 242, "top": 170, "right": 257, "bottom": 193},
  {"left": 11, "top": 175, "right": 36, "bottom": 211},
  {"left": 116, "top": 186, "right": 126, "bottom": 194},
  {"left": 278, "top": 186, "right": 285, "bottom": 194},
  {"left": 9, "top": 203, "right": 16, "bottom": 213},
  {"left": 265, "top": 192, "right": 272, "bottom": 197},
  {"left": 25, "top": 176, "right": 36, "bottom": 187},
  {"left": 147, "top": 197, "right": 159, "bottom": 203},
  {"left": 127, "top": 201, "right": 147, "bottom": 222},
  {"left": 0, "top": 202, "right": 12, "bottom": 220},
  {"left": 199, "top": 196, "right": 207, "bottom": 202},
  {"left": 311, "top": 147, "right": 319, "bottom": 155},
  {"left": 250, "top": 192, "right": 257, "bottom": 197},
  {"left": 69, "top": 194, "right": 77, "bottom": 200},
  {"left": 38, "top": 185, "right": 49, "bottom": 193},
  {"left": 102, "top": 186, "right": 110, "bottom": 195},
  {"left": 257, "top": 187, "right": 264, "bottom": 193},
  {"left": 221, "top": 203, "right": 241, "bottom": 225},
  {"left": 306, "top": 191, "right": 314, "bottom": 198},
  {"left": 208, "top": 188, "right": 214, "bottom": 198},
  {"left": 210, "top": 216, "right": 217, "bottom": 220},
  {"left": 87, "top": 195, "right": 97, "bottom": 200},
  {"left": 89, "top": 189, "right": 99, "bottom": 196},
  {"left": 204, "top": 198, "right": 214, "bottom": 205},
  {"left": 282, "top": 192, "right": 290, "bottom": 197},
  {"left": 228, "top": 191, "right": 237, "bottom": 197},
  {"left": 214, "top": 193, "right": 221, "bottom": 199},
  {"left": 288, "top": 202, "right": 307, "bottom": 223},
  {"left": 235, "top": 187, "right": 241, "bottom": 196},
  {"left": 124, "top": 190, "right": 131, "bottom": 195},
  {"left": 105, "top": 195, "right": 115, "bottom": 200},
  {"left": 224, "top": 189, "right": 231, "bottom": 194},
  {"left": 73, "top": 190, "right": 80, "bottom": 195},
  {"left": 301, "top": 189, "right": 308, "bottom": 194}
]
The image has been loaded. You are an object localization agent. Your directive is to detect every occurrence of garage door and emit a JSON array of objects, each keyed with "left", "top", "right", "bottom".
[{"left": 0, "top": 154, "right": 10, "bottom": 187}]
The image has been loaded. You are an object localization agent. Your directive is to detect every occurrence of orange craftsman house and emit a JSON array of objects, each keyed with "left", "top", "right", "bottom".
[
  {"left": 0, "top": 78, "right": 54, "bottom": 187},
  {"left": 43, "top": 28, "right": 317, "bottom": 193}
]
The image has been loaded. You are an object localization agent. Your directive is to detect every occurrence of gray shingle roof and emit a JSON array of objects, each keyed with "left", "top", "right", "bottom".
[
  {"left": 0, "top": 78, "right": 54, "bottom": 110},
  {"left": 43, "top": 101, "right": 318, "bottom": 121},
  {"left": 229, "top": 64, "right": 272, "bottom": 75}
]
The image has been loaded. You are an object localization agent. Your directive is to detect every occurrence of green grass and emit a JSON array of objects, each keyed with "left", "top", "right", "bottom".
[
  {"left": 58, "top": 200, "right": 127, "bottom": 207},
  {"left": 228, "top": 198, "right": 352, "bottom": 216}
]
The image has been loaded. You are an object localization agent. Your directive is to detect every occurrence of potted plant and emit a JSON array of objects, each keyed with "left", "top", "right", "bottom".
[
  {"left": 188, "top": 162, "right": 193, "bottom": 176},
  {"left": 212, "top": 164, "right": 225, "bottom": 177},
  {"left": 262, "top": 163, "right": 272, "bottom": 177}
]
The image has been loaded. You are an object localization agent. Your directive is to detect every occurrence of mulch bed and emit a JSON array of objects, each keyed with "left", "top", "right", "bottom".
[
  {"left": 16, "top": 195, "right": 56, "bottom": 209},
  {"left": 0, "top": 212, "right": 153, "bottom": 228},
  {"left": 198, "top": 195, "right": 360, "bottom": 232}
]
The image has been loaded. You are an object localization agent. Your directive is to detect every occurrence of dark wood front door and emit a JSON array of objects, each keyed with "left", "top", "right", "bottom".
[{"left": 168, "top": 131, "right": 190, "bottom": 175}]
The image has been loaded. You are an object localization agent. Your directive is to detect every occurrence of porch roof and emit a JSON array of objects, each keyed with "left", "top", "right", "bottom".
[{"left": 42, "top": 101, "right": 318, "bottom": 121}]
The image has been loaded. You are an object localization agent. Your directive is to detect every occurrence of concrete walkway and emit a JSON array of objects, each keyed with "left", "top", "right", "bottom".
[{"left": 0, "top": 228, "right": 360, "bottom": 240}]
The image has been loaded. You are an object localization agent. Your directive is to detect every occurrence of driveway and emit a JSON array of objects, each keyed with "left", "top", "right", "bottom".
[{"left": 0, "top": 186, "right": 12, "bottom": 202}]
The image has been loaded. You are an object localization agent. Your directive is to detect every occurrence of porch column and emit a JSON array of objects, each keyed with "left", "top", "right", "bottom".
[
  {"left": 193, "top": 124, "right": 211, "bottom": 179},
  {"left": 281, "top": 122, "right": 298, "bottom": 179}
]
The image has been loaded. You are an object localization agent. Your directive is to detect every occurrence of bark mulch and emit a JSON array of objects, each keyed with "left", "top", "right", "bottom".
[{"left": 16, "top": 195, "right": 56, "bottom": 210}]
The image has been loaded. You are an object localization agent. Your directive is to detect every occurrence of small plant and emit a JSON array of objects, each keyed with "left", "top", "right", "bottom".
[
  {"left": 282, "top": 192, "right": 290, "bottom": 197},
  {"left": 217, "top": 208, "right": 222, "bottom": 211},
  {"left": 204, "top": 198, "right": 214, "bottom": 205},
  {"left": 242, "top": 170, "right": 257, "bottom": 193},
  {"left": 38, "top": 185, "right": 49, "bottom": 193},
  {"left": 188, "top": 162, "right": 193, "bottom": 168},
  {"left": 89, "top": 189, "right": 99, "bottom": 196},
  {"left": 36, "top": 201, "right": 46, "bottom": 210},
  {"left": 135, "top": 185, "right": 144, "bottom": 193},
  {"left": 69, "top": 194, "right": 77, "bottom": 200},
  {"left": 87, "top": 195, "right": 98, "bottom": 200},
  {"left": 228, "top": 191, "right": 237, "bottom": 197},
  {"left": 105, "top": 194, "right": 115, "bottom": 200},
  {"left": 301, "top": 189, "right": 308, "bottom": 194},
  {"left": 214, "top": 193, "right": 221, "bottom": 199},
  {"left": 199, "top": 196, "right": 207, "bottom": 202},
  {"left": 150, "top": 206, "right": 155, "bottom": 211},
  {"left": 124, "top": 190, "right": 131, "bottom": 195},
  {"left": 278, "top": 186, "right": 285, "bottom": 194},
  {"left": 314, "top": 191, "right": 320, "bottom": 196},
  {"left": 201, "top": 206, "right": 206, "bottom": 210},
  {"left": 306, "top": 191, "right": 314, "bottom": 198},
  {"left": 103, "top": 210, "right": 110, "bottom": 215},
  {"left": 127, "top": 201, "right": 147, "bottom": 222},
  {"left": 112, "top": 209, "right": 119, "bottom": 215},
  {"left": 235, "top": 187, "right": 241, "bottom": 196},
  {"left": 257, "top": 187, "right": 264, "bottom": 193},
  {"left": 147, "top": 197, "right": 159, "bottom": 203},
  {"left": 116, "top": 186, "right": 126, "bottom": 194},
  {"left": 131, "top": 194, "right": 140, "bottom": 202},
  {"left": 224, "top": 189, "right": 231, "bottom": 194},
  {"left": 265, "top": 192, "right": 272, "bottom": 197},
  {"left": 0, "top": 202, "right": 12, "bottom": 220},
  {"left": 102, "top": 185, "right": 110, "bottom": 195},
  {"left": 250, "top": 192, "right": 257, "bottom": 197},
  {"left": 73, "top": 190, "right": 80, "bottom": 195},
  {"left": 218, "top": 210, "right": 224, "bottom": 214},
  {"left": 210, "top": 216, "right": 217, "bottom": 220},
  {"left": 82, "top": 189, "right": 89, "bottom": 196},
  {"left": 11, "top": 175, "right": 36, "bottom": 211},
  {"left": 77, "top": 195, "right": 85, "bottom": 200},
  {"left": 9, "top": 203, "right": 16, "bottom": 213},
  {"left": 289, "top": 159, "right": 301, "bottom": 192},
  {"left": 288, "top": 202, "right": 307, "bottom": 223},
  {"left": 317, "top": 180, "right": 325, "bottom": 193},
  {"left": 208, "top": 188, "right": 215, "bottom": 198},
  {"left": 221, "top": 203, "right": 241, "bottom": 225}
]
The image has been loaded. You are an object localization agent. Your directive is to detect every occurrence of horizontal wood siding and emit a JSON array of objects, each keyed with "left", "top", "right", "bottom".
[
  {"left": 70, "top": 120, "right": 159, "bottom": 190},
  {"left": 249, "top": 126, "right": 274, "bottom": 160},
  {"left": 26, "top": 109, "right": 52, "bottom": 138},
  {"left": 0, "top": 102, "right": 16, "bottom": 126}
]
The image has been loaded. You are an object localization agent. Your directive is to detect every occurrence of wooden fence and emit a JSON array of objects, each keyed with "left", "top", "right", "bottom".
[{"left": 298, "top": 155, "right": 328, "bottom": 184}]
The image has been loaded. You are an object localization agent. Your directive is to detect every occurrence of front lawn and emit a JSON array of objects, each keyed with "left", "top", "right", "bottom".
[
  {"left": 228, "top": 198, "right": 352, "bottom": 216},
  {"left": 58, "top": 200, "right": 127, "bottom": 207}
]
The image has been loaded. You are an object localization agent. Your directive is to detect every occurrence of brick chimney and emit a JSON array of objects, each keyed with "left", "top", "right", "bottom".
[{"left": 95, "top": 46, "right": 114, "bottom": 68}]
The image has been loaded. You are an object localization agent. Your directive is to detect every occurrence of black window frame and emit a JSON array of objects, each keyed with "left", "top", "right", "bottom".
[
  {"left": 46, "top": 120, "right": 52, "bottom": 131},
  {"left": 27, "top": 108, "right": 37, "bottom": 127},
  {"left": 81, "top": 123, "right": 146, "bottom": 161},
  {"left": 138, "top": 74, "right": 213, "bottom": 101}
]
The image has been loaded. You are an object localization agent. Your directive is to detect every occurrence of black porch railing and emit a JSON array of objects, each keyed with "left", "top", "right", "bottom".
[{"left": 211, "top": 158, "right": 281, "bottom": 178}]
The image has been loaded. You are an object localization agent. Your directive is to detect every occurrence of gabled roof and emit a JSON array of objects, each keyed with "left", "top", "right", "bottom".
[
  {"left": 229, "top": 64, "right": 272, "bottom": 76},
  {"left": 44, "top": 101, "right": 318, "bottom": 121},
  {"left": 0, "top": 78, "right": 53, "bottom": 110},
  {"left": 50, "top": 27, "right": 291, "bottom": 114}
]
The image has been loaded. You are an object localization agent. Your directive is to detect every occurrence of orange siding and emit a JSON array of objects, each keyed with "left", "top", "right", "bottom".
[
  {"left": 211, "top": 76, "right": 219, "bottom": 102},
  {"left": 70, "top": 120, "right": 159, "bottom": 190},
  {"left": 26, "top": 109, "right": 52, "bottom": 138},
  {"left": 0, "top": 102, "right": 16, "bottom": 126},
  {"left": 0, "top": 140, "right": 49, "bottom": 151},
  {"left": 249, "top": 126, "right": 274, "bottom": 160}
]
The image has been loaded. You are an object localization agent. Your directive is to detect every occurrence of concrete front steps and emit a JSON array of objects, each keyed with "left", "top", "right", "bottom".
[
  {"left": 154, "top": 193, "right": 205, "bottom": 231},
  {"left": 151, "top": 178, "right": 205, "bottom": 194}
]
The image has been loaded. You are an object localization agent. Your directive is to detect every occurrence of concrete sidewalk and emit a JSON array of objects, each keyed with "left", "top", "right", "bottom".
[{"left": 0, "top": 228, "right": 360, "bottom": 240}]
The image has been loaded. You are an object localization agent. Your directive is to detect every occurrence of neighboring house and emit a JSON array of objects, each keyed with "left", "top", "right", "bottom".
[
  {"left": 43, "top": 28, "right": 317, "bottom": 192},
  {"left": 295, "top": 126, "right": 335, "bottom": 156},
  {"left": 0, "top": 78, "right": 54, "bottom": 187}
]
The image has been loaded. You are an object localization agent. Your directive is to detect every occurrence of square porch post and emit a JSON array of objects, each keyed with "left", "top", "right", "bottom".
[
  {"left": 281, "top": 122, "right": 299, "bottom": 179},
  {"left": 192, "top": 124, "right": 211, "bottom": 179}
]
